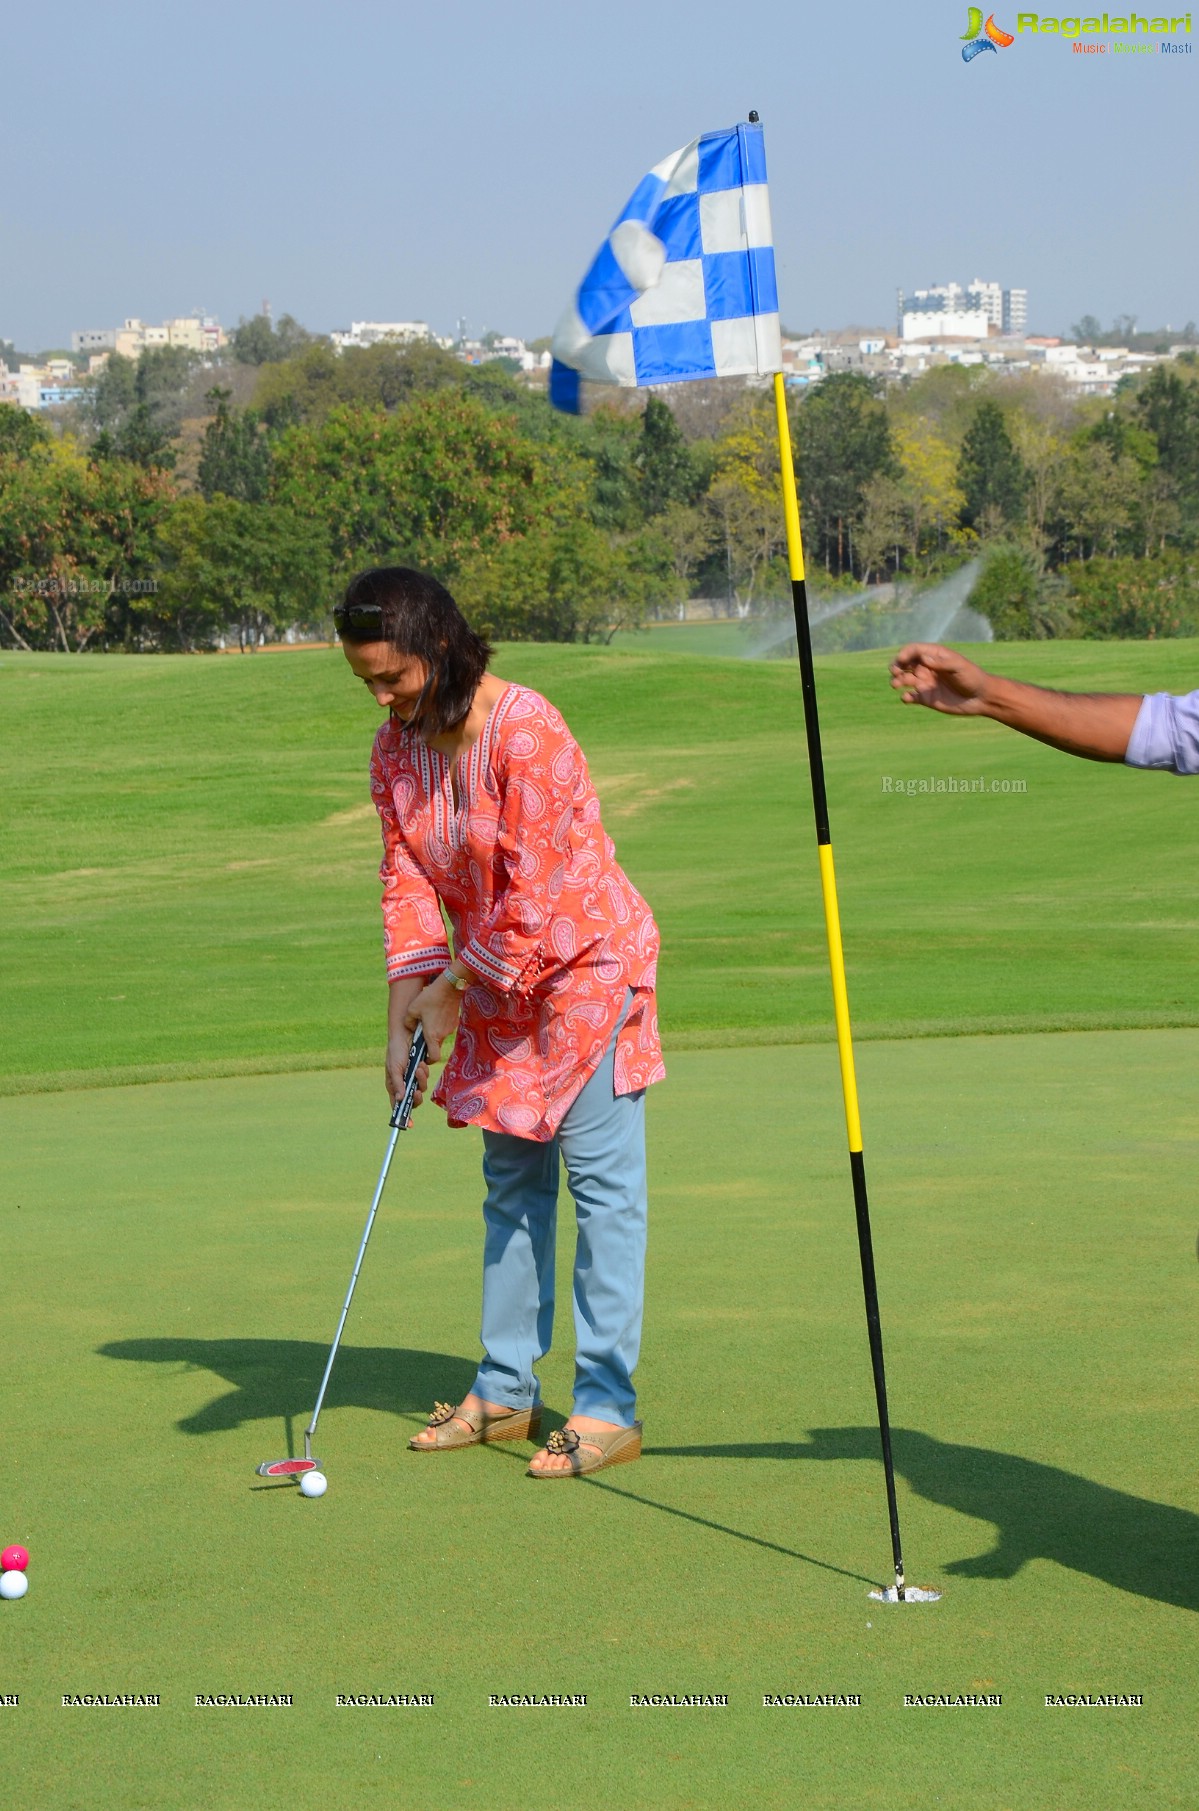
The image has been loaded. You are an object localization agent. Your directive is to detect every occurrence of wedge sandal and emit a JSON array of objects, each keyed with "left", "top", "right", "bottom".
[
  {"left": 409, "top": 1400, "right": 541, "bottom": 1451},
  {"left": 526, "top": 1420, "right": 642, "bottom": 1478}
]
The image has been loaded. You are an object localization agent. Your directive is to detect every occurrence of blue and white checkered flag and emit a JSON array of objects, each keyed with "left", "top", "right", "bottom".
[{"left": 549, "top": 120, "right": 782, "bottom": 414}]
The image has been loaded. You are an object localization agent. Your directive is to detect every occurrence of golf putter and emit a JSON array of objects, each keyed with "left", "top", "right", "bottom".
[{"left": 256, "top": 1027, "right": 429, "bottom": 1478}]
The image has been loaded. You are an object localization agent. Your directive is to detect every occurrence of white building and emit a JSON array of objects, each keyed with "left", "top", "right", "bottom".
[
  {"left": 899, "top": 282, "right": 966, "bottom": 328},
  {"left": 330, "top": 321, "right": 433, "bottom": 351},
  {"left": 0, "top": 368, "right": 39, "bottom": 408},
  {"left": 899, "top": 280, "right": 1027, "bottom": 338},
  {"left": 453, "top": 334, "right": 550, "bottom": 373},
  {"left": 1026, "top": 342, "right": 1152, "bottom": 397},
  {"left": 965, "top": 279, "right": 1003, "bottom": 328},
  {"left": 471, "top": 335, "right": 550, "bottom": 372},
  {"left": 1003, "top": 288, "right": 1028, "bottom": 335},
  {"left": 901, "top": 309, "right": 991, "bottom": 342}
]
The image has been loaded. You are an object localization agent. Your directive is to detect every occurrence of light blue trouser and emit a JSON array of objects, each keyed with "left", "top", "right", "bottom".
[{"left": 470, "top": 1006, "right": 647, "bottom": 1427}]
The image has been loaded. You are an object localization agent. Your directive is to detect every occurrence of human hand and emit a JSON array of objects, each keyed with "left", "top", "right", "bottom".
[
  {"left": 890, "top": 644, "right": 993, "bottom": 716},
  {"left": 402, "top": 976, "right": 462, "bottom": 1064},
  {"left": 385, "top": 1032, "right": 430, "bottom": 1111}
]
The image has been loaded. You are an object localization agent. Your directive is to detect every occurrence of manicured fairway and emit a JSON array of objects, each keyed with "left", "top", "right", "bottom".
[
  {"left": 610, "top": 616, "right": 753, "bottom": 656},
  {"left": 1, "top": 1033, "right": 1195, "bottom": 1811},
  {"left": 5, "top": 638, "right": 1199, "bottom": 1094},
  {"left": 3, "top": 639, "right": 1197, "bottom": 1807}
]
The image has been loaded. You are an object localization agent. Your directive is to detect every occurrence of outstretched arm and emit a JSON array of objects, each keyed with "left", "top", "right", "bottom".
[{"left": 889, "top": 643, "right": 1142, "bottom": 764}]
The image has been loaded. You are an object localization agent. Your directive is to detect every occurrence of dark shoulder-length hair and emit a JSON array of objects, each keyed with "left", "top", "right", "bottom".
[{"left": 335, "top": 566, "right": 492, "bottom": 739}]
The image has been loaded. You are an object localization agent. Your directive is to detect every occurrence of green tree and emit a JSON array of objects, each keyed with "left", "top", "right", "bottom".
[
  {"left": 1063, "top": 552, "right": 1199, "bottom": 639},
  {"left": 1134, "top": 364, "right": 1199, "bottom": 541},
  {"left": 1009, "top": 414, "right": 1066, "bottom": 558},
  {"left": 854, "top": 472, "right": 907, "bottom": 583},
  {"left": 198, "top": 389, "right": 272, "bottom": 503},
  {"left": 230, "top": 312, "right": 314, "bottom": 365},
  {"left": 0, "top": 407, "right": 52, "bottom": 456},
  {"left": 889, "top": 363, "right": 987, "bottom": 443},
  {"left": 705, "top": 470, "right": 786, "bottom": 610},
  {"left": 957, "top": 400, "right": 1029, "bottom": 534},
  {"left": 894, "top": 421, "right": 969, "bottom": 562},
  {"left": 154, "top": 495, "right": 331, "bottom": 651},
  {"left": 134, "top": 346, "right": 201, "bottom": 415},
  {"left": 1052, "top": 437, "right": 1142, "bottom": 561},
  {"left": 233, "top": 316, "right": 281, "bottom": 364},
  {"left": 653, "top": 500, "right": 718, "bottom": 597},
  {"left": 635, "top": 396, "right": 698, "bottom": 517},
  {"left": 1084, "top": 410, "right": 1158, "bottom": 473},
  {"left": 703, "top": 399, "right": 790, "bottom": 609},
  {"left": 93, "top": 402, "right": 177, "bottom": 470},
  {"left": 793, "top": 374, "right": 897, "bottom": 576},
  {"left": 574, "top": 407, "right": 643, "bottom": 532},
  {"left": 968, "top": 543, "right": 1073, "bottom": 640},
  {"left": 253, "top": 339, "right": 463, "bottom": 427},
  {"left": 88, "top": 352, "right": 138, "bottom": 429},
  {"left": 272, "top": 394, "right": 579, "bottom": 579},
  {"left": 85, "top": 345, "right": 202, "bottom": 465},
  {"left": 615, "top": 525, "right": 685, "bottom": 635},
  {"left": 0, "top": 439, "right": 174, "bottom": 650},
  {"left": 457, "top": 518, "right": 678, "bottom": 643}
]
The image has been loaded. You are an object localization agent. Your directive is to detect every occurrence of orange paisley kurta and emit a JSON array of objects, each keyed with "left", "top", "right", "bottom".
[{"left": 369, "top": 682, "right": 665, "bottom": 1141}]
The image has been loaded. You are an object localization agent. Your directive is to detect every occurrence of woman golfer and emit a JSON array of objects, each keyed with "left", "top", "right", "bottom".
[{"left": 336, "top": 567, "right": 664, "bottom": 1478}]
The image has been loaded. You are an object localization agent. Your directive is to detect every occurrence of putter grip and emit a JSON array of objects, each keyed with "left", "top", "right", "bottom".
[{"left": 390, "top": 1026, "right": 428, "bottom": 1130}]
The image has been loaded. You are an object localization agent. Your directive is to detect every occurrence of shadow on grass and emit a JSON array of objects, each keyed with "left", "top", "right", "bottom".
[
  {"left": 97, "top": 1336, "right": 477, "bottom": 1439},
  {"left": 578, "top": 1472, "right": 879, "bottom": 1588},
  {"left": 98, "top": 1336, "right": 878, "bottom": 1586},
  {"left": 650, "top": 1426, "right": 1199, "bottom": 1613}
]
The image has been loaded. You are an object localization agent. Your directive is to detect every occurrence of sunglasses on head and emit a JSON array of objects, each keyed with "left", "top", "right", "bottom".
[{"left": 333, "top": 601, "right": 385, "bottom": 635}]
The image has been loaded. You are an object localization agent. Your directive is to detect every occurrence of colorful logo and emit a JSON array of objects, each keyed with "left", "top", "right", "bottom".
[{"left": 961, "top": 8, "right": 1016, "bottom": 55}]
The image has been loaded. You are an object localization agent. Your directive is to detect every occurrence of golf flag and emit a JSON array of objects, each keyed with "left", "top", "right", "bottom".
[
  {"left": 549, "top": 120, "right": 783, "bottom": 413},
  {"left": 549, "top": 116, "right": 919, "bottom": 1600}
]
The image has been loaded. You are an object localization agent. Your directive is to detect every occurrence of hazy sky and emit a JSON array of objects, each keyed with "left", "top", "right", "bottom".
[{"left": 4, "top": 0, "right": 1196, "bottom": 350}]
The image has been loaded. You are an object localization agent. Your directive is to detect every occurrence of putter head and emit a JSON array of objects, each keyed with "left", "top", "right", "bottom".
[{"left": 256, "top": 1457, "right": 322, "bottom": 1477}]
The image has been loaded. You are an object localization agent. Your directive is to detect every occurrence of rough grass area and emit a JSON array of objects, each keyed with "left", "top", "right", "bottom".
[{"left": 4, "top": 638, "right": 1199, "bottom": 1092}]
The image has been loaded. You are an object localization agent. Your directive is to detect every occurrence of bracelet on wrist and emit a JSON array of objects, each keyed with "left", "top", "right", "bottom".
[{"left": 439, "top": 966, "right": 469, "bottom": 993}]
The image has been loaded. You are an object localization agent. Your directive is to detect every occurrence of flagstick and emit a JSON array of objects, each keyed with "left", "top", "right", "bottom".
[{"left": 772, "top": 371, "right": 907, "bottom": 1600}]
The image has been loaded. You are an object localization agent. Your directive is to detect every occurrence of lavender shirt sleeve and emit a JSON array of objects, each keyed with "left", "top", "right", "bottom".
[{"left": 1125, "top": 690, "right": 1199, "bottom": 774}]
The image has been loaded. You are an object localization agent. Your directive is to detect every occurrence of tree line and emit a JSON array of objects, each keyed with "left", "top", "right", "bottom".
[{"left": 2, "top": 320, "right": 1198, "bottom": 651}]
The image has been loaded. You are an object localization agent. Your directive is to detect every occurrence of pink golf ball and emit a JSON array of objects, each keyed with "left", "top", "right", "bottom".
[{"left": 0, "top": 1546, "right": 28, "bottom": 1573}]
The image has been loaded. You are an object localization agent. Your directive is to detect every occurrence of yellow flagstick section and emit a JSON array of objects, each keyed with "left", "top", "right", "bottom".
[
  {"left": 773, "top": 371, "right": 807, "bottom": 585},
  {"left": 772, "top": 372, "right": 863, "bottom": 1155},
  {"left": 816, "top": 844, "right": 864, "bottom": 1153}
]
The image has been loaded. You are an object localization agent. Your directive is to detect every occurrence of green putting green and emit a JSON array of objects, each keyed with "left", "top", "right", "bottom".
[
  {"left": 1, "top": 1037, "right": 1194, "bottom": 1809},
  {"left": 1, "top": 640, "right": 1196, "bottom": 1807}
]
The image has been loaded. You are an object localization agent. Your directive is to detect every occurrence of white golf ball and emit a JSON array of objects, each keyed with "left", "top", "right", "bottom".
[
  {"left": 299, "top": 1470, "right": 328, "bottom": 1498},
  {"left": 0, "top": 1570, "right": 29, "bottom": 1600}
]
